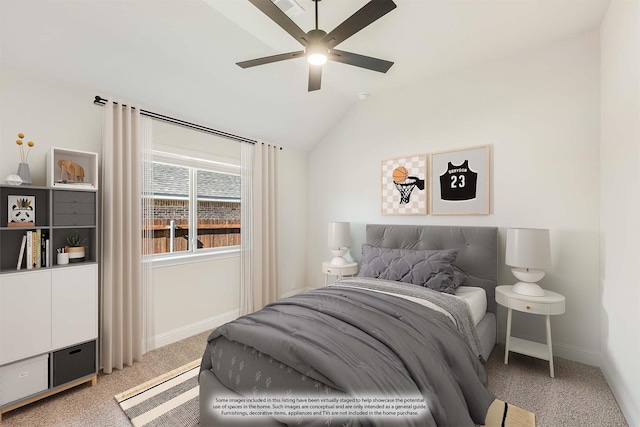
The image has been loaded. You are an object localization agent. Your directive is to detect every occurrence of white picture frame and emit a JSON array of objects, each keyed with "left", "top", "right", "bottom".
[
  {"left": 7, "top": 194, "right": 36, "bottom": 227},
  {"left": 430, "top": 145, "right": 490, "bottom": 215}
]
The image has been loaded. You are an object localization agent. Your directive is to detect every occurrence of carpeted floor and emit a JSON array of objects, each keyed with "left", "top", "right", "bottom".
[
  {"left": 0, "top": 331, "right": 628, "bottom": 427},
  {"left": 0, "top": 331, "right": 209, "bottom": 427},
  {"left": 485, "top": 348, "right": 628, "bottom": 427}
]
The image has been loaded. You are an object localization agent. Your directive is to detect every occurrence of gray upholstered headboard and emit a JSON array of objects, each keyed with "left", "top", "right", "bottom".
[{"left": 365, "top": 224, "right": 499, "bottom": 314}]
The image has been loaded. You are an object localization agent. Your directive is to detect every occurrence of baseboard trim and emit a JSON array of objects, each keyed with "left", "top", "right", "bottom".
[
  {"left": 148, "top": 288, "right": 315, "bottom": 351},
  {"left": 552, "top": 342, "right": 600, "bottom": 366},
  {"left": 600, "top": 356, "right": 640, "bottom": 427},
  {"left": 147, "top": 309, "right": 239, "bottom": 351},
  {"left": 496, "top": 329, "right": 600, "bottom": 366},
  {"left": 280, "top": 287, "right": 314, "bottom": 299}
]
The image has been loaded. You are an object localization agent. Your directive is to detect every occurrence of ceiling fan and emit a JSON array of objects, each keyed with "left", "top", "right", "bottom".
[{"left": 237, "top": 0, "right": 397, "bottom": 92}]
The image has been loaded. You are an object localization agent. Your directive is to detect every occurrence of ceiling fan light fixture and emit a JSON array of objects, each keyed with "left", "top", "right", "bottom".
[
  {"left": 240, "top": 0, "right": 397, "bottom": 91},
  {"left": 307, "top": 53, "right": 328, "bottom": 65},
  {"left": 306, "top": 44, "right": 328, "bottom": 65}
]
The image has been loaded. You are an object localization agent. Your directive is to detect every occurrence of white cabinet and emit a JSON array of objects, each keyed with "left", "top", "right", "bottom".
[
  {"left": 0, "top": 266, "right": 98, "bottom": 364},
  {"left": 0, "top": 270, "right": 51, "bottom": 365},
  {"left": 0, "top": 184, "right": 99, "bottom": 420},
  {"left": 52, "top": 264, "right": 98, "bottom": 350},
  {"left": 0, "top": 354, "right": 48, "bottom": 406}
]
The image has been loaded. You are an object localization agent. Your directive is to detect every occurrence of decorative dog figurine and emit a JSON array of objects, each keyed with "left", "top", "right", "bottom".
[{"left": 58, "top": 159, "right": 85, "bottom": 182}]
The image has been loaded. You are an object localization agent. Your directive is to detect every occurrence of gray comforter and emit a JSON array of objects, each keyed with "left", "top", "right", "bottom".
[{"left": 201, "top": 278, "right": 494, "bottom": 426}]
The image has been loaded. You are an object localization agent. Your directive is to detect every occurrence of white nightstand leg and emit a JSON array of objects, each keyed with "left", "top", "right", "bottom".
[
  {"left": 546, "top": 314, "right": 554, "bottom": 378},
  {"left": 504, "top": 308, "right": 513, "bottom": 364}
]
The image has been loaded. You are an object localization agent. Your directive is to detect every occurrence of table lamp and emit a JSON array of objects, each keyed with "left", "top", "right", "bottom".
[
  {"left": 505, "top": 228, "right": 551, "bottom": 296},
  {"left": 328, "top": 222, "right": 351, "bottom": 265}
]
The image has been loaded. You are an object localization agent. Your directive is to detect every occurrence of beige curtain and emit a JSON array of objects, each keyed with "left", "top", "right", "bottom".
[
  {"left": 240, "top": 142, "right": 280, "bottom": 315},
  {"left": 101, "top": 100, "right": 149, "bottom": 373}
]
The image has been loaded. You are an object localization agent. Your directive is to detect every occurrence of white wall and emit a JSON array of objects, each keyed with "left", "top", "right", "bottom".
[
  {"left": 600, "top": 1, "right": 640, "bottom": 425},
  {"left": 0, "top": 67, "right": 102, "bottom": 182},
  {"left": 145, "top": 121, "right": 243, "bottom": 350},
  {"left": 277, "top": 146, "right": 309, "bottom": 296},
  {"left": 307, "top": 31, "right": 602, "bottom": 365},
  {"left": 152, "top": 119, "right": 241, "bottom": 161},
  {"left": 146, "top": 122, "right": 310, "bottom": 348},
  {"left": 148, "top": 254, "right": 240, "bottom": 349},
  {"left": 0, "top": 66, "right": 309, "bottom": 351}
]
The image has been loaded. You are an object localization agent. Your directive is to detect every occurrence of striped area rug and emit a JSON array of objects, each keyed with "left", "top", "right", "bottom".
[
  {"left": 486, "top": 399, "right": 536, "bottom": 427},
  {"left": 115, "top": 359, "right": 201, "bottom": 427},
  {"left": 115, "top": 360, "right": 534, "bottom": 427}
]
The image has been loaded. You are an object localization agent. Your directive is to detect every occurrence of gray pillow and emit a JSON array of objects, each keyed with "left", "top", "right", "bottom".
[
  {"left": 358, "top": 244, "right": 458, "bottom": 294},
  {"left": 452, "top": 265, "right": 468, "bottom": 289}
]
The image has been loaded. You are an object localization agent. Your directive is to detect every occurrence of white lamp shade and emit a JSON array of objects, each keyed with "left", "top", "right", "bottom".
[
  {"left": 505, "top": 228, "right": 551, "bottom": 269},
  {"left": 328, "top": 222, "right": 351, "bottom": 248}
]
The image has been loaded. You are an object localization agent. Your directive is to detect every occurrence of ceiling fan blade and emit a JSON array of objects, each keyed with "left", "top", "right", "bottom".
[
  {"left": 329, "top": 49, "right": 393, "bottom": 73},
  {"left": 322, "top": 0, "right": 397, "bottom": 49},
  {"left": 237, "top": 50, "right": 305, "bottom": 68},
  {"left": 248, "top": 0, "right": 309, "bottom": 46},
  {"left": 308, "top": 65, "right": 322, "bottom": 92}
]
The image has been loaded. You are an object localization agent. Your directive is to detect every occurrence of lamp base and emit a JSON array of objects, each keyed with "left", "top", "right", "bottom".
[
  {"left": 512, "top": 281, "right": 546, "bottom": 297},
  {"left": 330, "top": 247, "right": 348, "bottom": 265},
  {"left": 330, "top": 256, "right": 348, "bottom": 266},
  {"left": 511, "top": 267, "right": 546, "bottom": 283}
]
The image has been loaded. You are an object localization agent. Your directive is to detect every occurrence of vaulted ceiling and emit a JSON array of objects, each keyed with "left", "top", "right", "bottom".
[{"left": 0, "top": 0, "right": 610, "bottom": 151}]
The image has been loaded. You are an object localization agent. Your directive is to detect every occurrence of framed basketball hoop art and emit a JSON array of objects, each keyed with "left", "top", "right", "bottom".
[
  {"left": 381, "top": 154, "right": 427, "bottom": 215},
  {"left": 430, "top": 145, "right": 490, "bottom": 215}
]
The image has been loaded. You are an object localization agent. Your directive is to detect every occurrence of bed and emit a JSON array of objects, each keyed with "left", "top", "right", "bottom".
[{"left": 200, "top": 224, "right": 498, "bottom": 426}]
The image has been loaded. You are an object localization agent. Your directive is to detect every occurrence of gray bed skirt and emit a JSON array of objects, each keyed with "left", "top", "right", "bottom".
[
  {"left": 477, "top": 312, "right": 496, "bottom": 362},
  {"left": 200, "top": 370, "right": 281, "bottom": 426}
]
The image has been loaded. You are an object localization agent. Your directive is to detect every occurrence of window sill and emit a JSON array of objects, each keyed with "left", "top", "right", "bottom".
[{"left": 145, "top": 247, "right": 240, "bottom": 268}]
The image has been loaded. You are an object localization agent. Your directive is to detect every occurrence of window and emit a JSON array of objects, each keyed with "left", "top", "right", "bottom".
[{"left": 143, "top": 151, "right": 241, "bottom": 258}]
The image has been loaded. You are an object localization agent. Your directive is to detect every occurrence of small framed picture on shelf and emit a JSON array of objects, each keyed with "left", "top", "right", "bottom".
[
  {"left": 430, "top": 145, "right": 490, "bottom": 215},
  {"left": 7, "top": 194, "right": 35, "bottom": 227}
]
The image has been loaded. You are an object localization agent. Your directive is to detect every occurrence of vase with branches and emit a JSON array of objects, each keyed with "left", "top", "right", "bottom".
[{"left": 15, "top": 132, "right": 35, "bottom": 185}]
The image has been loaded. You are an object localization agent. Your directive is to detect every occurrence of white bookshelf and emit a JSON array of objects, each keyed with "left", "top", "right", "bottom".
[{"left": 47, "top": 147, "right": 98, "bottom": 190}]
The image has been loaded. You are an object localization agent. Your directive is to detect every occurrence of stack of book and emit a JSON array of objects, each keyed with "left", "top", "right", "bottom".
[{"left": 16, "top": 229, "right": 50, "bottom": 270}]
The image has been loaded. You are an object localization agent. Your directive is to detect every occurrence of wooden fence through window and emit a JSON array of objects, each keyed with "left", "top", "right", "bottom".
[{"left": 143, "top": 219, "right": 241, "bottom": 255}]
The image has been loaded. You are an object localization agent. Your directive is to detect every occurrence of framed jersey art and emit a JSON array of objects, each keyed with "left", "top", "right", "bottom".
[{"left": 430, "top": 145, "right": 490, "bottom": 215}]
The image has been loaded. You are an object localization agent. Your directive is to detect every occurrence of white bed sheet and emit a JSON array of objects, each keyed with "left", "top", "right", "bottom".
[
  {"left": 331, "top": 283, "right": 487, "bottom": 329},
  {"left": 454, "top": 286, "right": 487, "bottom": 326}
]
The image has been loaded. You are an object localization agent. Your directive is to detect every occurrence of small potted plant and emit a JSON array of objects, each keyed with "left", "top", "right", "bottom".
[{"left": 66, "top": 231, "right": 86, "bottom": 263}]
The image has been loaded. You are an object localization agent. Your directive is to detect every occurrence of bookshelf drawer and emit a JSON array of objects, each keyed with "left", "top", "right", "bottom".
[
  {"left": 52, "top": 341, "right": 96, "bottom": 387},
  {"left": 53, "top": 192, "right": 95, "bottom": 226},
  {"left": 53, "top": 341, "right": 96, "bottom": 387},
  {"left": 53, "top": 202, "right": 95, "bottom": 216},
  {"left": 0, "top": 354, "right": 49, "bottom": 405},
  {"left": 53, "top": 214, "right": 95, "bottom": 226},
  {"left": 53, "top": 191, "right": 94, "bottom": 204}
]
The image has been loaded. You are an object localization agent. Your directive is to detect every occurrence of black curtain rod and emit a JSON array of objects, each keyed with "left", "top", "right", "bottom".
[{"left": 94, "top": 96, "right": 282, "bottom": 150}]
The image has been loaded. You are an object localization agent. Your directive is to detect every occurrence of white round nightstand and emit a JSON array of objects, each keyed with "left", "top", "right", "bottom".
[
  {"left": 322, "top": 262, "right": 358, "bottom": 286},
  {"left": 495, "top": 285, "right": 565, "bottom": 377}
]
